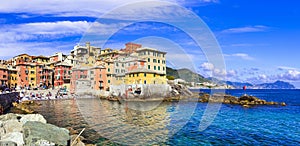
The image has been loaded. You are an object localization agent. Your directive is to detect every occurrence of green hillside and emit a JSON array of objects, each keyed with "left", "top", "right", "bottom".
[{"left": 166, "top": 67, "right": 210, "bottom": 83}]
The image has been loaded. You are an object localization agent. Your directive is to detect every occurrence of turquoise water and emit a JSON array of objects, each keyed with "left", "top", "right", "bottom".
[
  {"left": 14, "top": 89, "right": 300, "bottom": 145},
  {"left": 168, "top": 89, "right": 300, "bottom": 145}
]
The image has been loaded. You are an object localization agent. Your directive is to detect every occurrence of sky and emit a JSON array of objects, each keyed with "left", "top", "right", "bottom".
[{"left": 0, "top": 0, "right": 300, "bottom": 87}]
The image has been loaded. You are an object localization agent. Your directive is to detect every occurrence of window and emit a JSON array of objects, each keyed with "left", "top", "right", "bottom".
[
  {"left": 154, "top": 66, "right": 156, "bottom": 70},
  {"left": 158, "top": 66, "right": 160, "bottom": 70},
  {"left": 144, "top": 80, "right": 146, "bottom": 84},
  {"left": 91, "top": 78, "right": 94, "bottom": 80},
  {"left": 137, "top": 74, "right": 139, "bottom": 77},
  {"left": 153, "top": 59, "right": 157, "bottom": 63},
  {"left": 100, "top": 74, "right": 102, "bottom": 78},
  {"left": 154, "top": 74, "right": 156, "bottom": 77},
  {"left": 31, "top": 78, "right": 35, "bottom": 81},
  {"left": 148, "top": 65, "right": 150, "bottom": 70},
  {"left": 108, "top": 68, "right": 110, "bottom": 72},
  {"left": 158, "top": 60, "right": 160, "bottom": 63},
  {"left": 30, "top": 71, "right": 35, "bottom": 74},
  {"left": 148, "top": 58, "right": 150, "bottom": 62},
  {"left": 144, "top": 73, "right": 146, "bottom": 77},
  {"left": 26, "top": 77, "right": 28, "bottom": 81},
  {"left": 108, "top": 80, "right": 110, "bottom": 83},
  {"left": 163, "top": 67, "right": 165, "bottom": 71},
  {"left": 90, "top": 71, "right": 94, "bottom": 74},
  {"left": 133, "top": 74, "right": 135, "bottom": 77}
]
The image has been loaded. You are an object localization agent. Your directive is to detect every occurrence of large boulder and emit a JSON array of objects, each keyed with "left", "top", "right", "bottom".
[
  {"left": 20, "top": 114, "right": 46, "bottom": 124},
  {"left": 23, "top": 121, "right": 70, "bottom": 146},
  {"left": 0, "top": 132, "right": 24, "bottom": 146}
]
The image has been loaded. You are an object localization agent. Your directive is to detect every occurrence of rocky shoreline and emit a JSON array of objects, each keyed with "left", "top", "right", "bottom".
[
  {"left": 103, "top": 83, "right": 286, "bottom": 107},
  {"left": 0, "top": 113, "right": 93, "bottom": 146}
]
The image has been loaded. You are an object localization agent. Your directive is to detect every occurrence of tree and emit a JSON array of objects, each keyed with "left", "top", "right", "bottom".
[{"left": 167, "top": 75, "right": 175, "bottom": 80}]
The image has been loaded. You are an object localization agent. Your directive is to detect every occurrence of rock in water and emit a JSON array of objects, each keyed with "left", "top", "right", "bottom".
[{"left": 23, "top": 121, "right": 70, "bottom": 146}]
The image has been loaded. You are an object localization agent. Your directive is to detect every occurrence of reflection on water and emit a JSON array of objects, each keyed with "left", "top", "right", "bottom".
[
  {"left": 77, "top": 98, "right": 171, "bottom": 145},
  {"left": 14, "top": 99, "right": 103, "bottom": 144},
  {"left": 8, "top": 90, "right": 300, "bottom": 145},
  {"left": 17, "top": 98, "right": 193, "bottom": 145}
]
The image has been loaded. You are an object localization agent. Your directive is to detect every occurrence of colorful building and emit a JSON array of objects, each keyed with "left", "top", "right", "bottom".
[
  {"left": 120, "top": 42, "right": 142, "bottom": 53},
  {"left": 7, "top": 66, "right": 18, "bottom": 88},
  {"left": 54, "top": 62, "right": 72, "bottom": 89},
  {"left": 136, "top": 47, "right": 167, "bottom": 76},
  {"left": 0, "top": 65, "right": 8, "bottom": 86}
]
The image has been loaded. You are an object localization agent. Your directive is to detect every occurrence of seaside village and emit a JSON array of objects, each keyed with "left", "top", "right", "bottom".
[{"left": 0, "top": 42, "right": 172, "bottom": 99}]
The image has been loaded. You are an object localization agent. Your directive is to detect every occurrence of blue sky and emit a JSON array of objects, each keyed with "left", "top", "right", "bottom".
[{"left": 0, "top": 0, "right": 300, "bottom": 87}]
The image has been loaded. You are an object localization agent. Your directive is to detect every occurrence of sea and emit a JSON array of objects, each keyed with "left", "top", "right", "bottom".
[{"left": 10, "top": 89, "right": 300, "bottom": 145}]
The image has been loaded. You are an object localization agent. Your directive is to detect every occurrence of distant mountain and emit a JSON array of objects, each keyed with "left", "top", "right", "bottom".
[
  {"left": 166, "top": 67, "right": 210, "bottom": 83},
  {"left": 166, "top": 67, "right": 296, "bottom": 89},
  {"left": 254, "top": 80, "right": 295, "bottom": 89},
  {"left": 225, "top": 81, "right": 253, "bottom": 89}
]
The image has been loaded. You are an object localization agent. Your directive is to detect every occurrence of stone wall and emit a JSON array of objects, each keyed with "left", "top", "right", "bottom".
[{"left": 110, "top": 84, "right": 172, "bottom": 98}]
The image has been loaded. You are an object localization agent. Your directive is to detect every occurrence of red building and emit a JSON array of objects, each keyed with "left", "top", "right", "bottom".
[
  {"left": 0, "top": 66, "right": 8, "bottom": 86},
  {"left": 54, "top": 62, "right": 72, "bottom": 88},
  {"left": 121, "top": 42, "right": 142, "bottom": 53}
]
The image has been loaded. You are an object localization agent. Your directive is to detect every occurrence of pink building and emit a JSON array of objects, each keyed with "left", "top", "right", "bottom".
[
  {"left": 70, "top": 66, "right": 107, "bottom": 93},
  {"left": 91, "top": 66, "right": 107, "bottom": 90}
]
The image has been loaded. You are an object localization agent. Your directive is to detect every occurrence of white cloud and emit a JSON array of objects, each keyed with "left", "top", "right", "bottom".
[
  {"left": 0, "top": 0, "right": 193, "bottom": 19},
  {"left": 199, "top": 62, "right": 238, "bottom": 79},
  {"left": 0, "top": 21, "right": 91, "bottom": 42},
  {"left": 277, "top": 66, "right": 297, "bottom": 71},
  {"left": 201, "top": 62, "right": 214, "bottom": 71},
  {"left": 0, "top": 0, "right": 218, "bottom": 18},
  {"left": 224, "top": 53, "right": 254, "bottom": 60},
  {"left": 0, "top": 42, "right": 72, "bottom": 59},
  {"left": 221, "top": 25, "right": 269, "bottom": 34},
  {"left": 278, "top": 70, "right": 300, "bottom": 81}
]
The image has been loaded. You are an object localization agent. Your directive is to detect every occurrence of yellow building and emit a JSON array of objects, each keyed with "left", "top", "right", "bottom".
[
  {"left": 104, "top": 59, "right": 116, "bottom": 89},
  {"left": 99, "top": 48, "right": 120, "bottom": 59},
  {"left": 28, "top": 64, "right": 37, "bottom": 87},
  {"left": 33, "top": 56, "right": 50, "bottom": 64},
  {"left": 125, "top": 69, "right": 167, "bottom": 85},
  {"left": 7, "top": 66, "right": 18, "bottom": 88}
]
